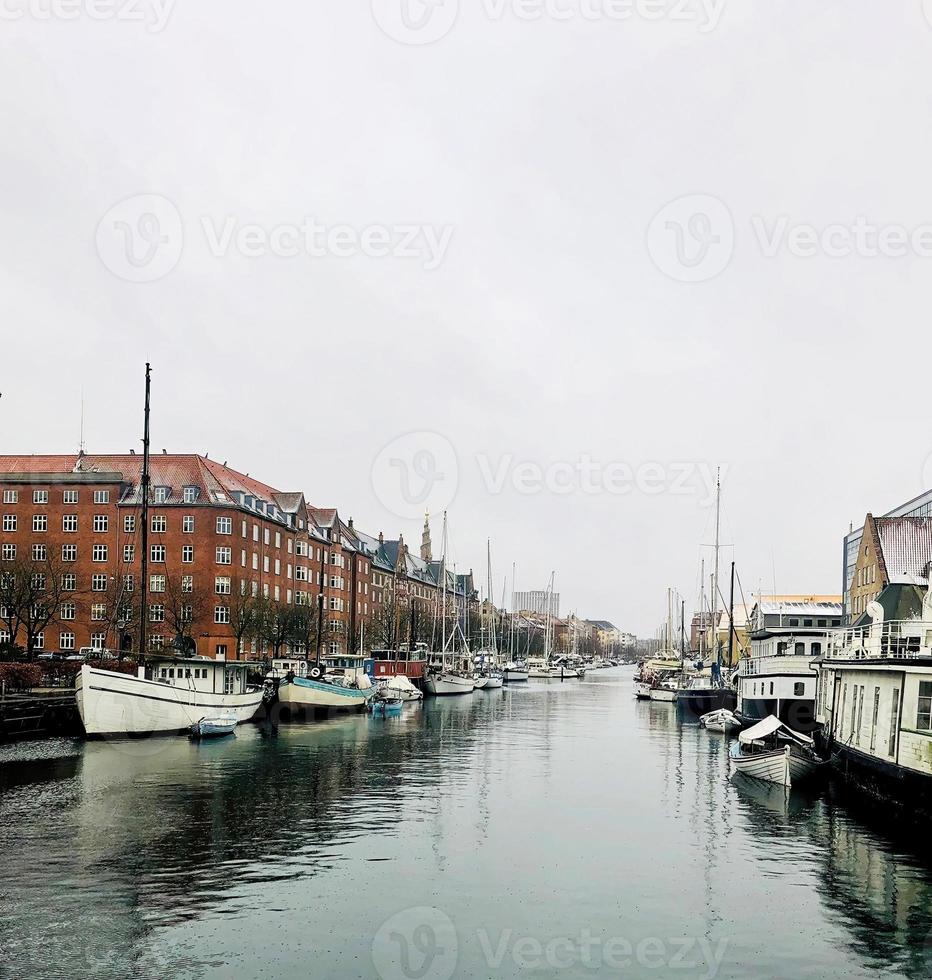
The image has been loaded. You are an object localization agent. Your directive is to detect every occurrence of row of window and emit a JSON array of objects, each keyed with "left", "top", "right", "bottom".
[
  {"left": 3, "top": 489, "right": 111, "bottom": 505},
  {"left": 0, "top": 513, "right": 234, "bottom": 535}
]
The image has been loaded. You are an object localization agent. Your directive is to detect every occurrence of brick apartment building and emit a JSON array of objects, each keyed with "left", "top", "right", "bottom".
[{"left": 0, "top": 453, "right": 476, "bottom": 663}]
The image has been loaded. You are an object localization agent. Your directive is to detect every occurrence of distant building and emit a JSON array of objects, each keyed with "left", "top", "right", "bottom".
[
  {"left": 513, "top": 590, "right": 559, "bottom": 617},
  {"left": 843, "top": 489, "right": 932, "bottom": 621}
]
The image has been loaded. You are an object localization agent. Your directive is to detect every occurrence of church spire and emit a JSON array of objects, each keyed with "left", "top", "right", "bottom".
[{"left": 421, "top": 510, "right": 432, "bottom": 562}]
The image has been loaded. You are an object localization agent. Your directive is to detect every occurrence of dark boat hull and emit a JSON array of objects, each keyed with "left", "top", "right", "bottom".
[
  {"left": 828, "top": 741, "right": 932, "bottom": 816},
  {"left": 676, "top": 688, "right": 736, "bottom": 721}
]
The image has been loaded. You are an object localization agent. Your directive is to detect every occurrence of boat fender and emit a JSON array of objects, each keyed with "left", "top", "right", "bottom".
[{"left": 309, "top": 665, "right": 323, "bottom": 680}]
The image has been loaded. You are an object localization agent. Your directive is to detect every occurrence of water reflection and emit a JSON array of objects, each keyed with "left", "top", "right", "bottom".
[{"left": 1, "top": 671, "right": 931, "bottom": 979}]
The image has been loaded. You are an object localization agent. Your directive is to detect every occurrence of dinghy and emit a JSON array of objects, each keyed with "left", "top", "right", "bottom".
[
  {"left": 729, "top": 715, "right": 825, "bottom": 787},
  {"left": 190, "top": 715, "right": 238, "bottom": 739},
  {"left": 700, "top": 708, "right": 741, "bottom": 733}
]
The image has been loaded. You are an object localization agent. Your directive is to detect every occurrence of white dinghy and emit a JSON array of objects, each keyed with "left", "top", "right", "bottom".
[{"left": 729, "top": 715, "right": 825, "bottom": 787}]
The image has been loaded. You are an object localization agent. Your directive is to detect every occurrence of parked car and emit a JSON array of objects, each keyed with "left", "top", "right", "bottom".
[{"left": 77, "top": 647, "right": 117, "bottom": 661}]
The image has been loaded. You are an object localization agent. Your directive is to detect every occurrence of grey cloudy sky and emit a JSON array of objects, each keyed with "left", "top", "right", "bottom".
[{"left": 2, "top": 1, "right": 931, "bottom": 634}]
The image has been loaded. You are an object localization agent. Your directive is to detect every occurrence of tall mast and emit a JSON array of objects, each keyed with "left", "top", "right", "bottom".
[
  {"left": 698, "top": 558, "right": 705, "bottom": 661},
  {"left": 727, "top": 560, "right": 736, "bottom": 669},
  {"left": 710, "top": 468, "right": 721, "bottom": 664},
  {"left": 441, "top": 512, "right": 447, "bottom": 658},
  {"left": 139, "top": 364, "right": 151, "bottom": 661}
]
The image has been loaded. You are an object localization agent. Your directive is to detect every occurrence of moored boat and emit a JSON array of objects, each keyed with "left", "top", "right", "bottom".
[
  {"left": 380, "top": 675, "right": 423, "bottom": 702},
  {"left": 76, "top": 658, "right": 264, "bottom": 738},
  {"left": 277, "top": 673, "right": 373, "bottom": 712},
  {"left": 503, "top": 664, "right": 529, "bottom": 682},
  {"left": 729, "top": 715, "right": 825, "bottom": 787},
  {"left": 700, "top": 708, "right": 741, "bottom": 733},
  {"left": 190, "top": 715, "right": 238, "bottom": 739}
]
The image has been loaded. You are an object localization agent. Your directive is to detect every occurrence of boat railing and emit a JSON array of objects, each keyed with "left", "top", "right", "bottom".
[{"left": 825, "top": 619, "right": 932, "bottom": 660}]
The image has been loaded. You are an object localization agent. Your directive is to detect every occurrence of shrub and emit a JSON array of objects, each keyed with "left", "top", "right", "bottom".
[{"left": 0, "top": 662, "right": 43, "bottom": 691}]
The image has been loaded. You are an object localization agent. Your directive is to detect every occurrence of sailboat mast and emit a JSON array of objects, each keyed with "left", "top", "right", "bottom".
[
  {"left": 698, "top": 558, "right": 705, "bottom": 661},
  {"left": 139, "top": 363, "right": 151, "bottom": 661},
  {"left": 441, "top": 512, "right": 447, "bottom": 657},
  {"left": 710, "top": 468, "right": 721, "bottom": 663}
]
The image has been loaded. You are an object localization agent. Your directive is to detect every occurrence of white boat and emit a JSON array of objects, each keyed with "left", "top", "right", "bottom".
[
  {"left": 700, "top": 708, "right": 741, "bottom": 733},
  {"left": 527, "top": 658, "right": 554, "bottom": 679},
  {"left": 381, "top": 675, "right": 423, "bottom": 702},
  {"left": 634, "top": 681, "right": 652, "bottom": 700},
  {"left": 481, "top": 674, "right": 504, "bottom": 689},
  {"left": 503, "top": 663, "right": 529, "bottom": 682},
  {"left": 648, "top": 679, "right": 678, "bottom": 702},
  {"left": 729, "top": 715, "right": 824, "bottom": 787},
  {"left": 190, "top": 715, "right": 238, "bottom": 739},
  {"left": 277, "top": 673, "right": 373, "bottom": 711},
  {"left": 473, "top": 675, "right": 489, "bottom": 690},
  {"left": 423, "top": 671, "right": 475, "bottom": 696},
  {"left": 76, "top": 659, "right": 264, "bottom": 738}
]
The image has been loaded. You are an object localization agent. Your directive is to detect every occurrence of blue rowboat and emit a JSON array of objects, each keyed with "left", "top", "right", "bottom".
[
  {"left": 368, "top": 697, "right": 403, "bottom": 718},
  {"left": 190, "top": 715, "right": 238, "bottom": 739}
]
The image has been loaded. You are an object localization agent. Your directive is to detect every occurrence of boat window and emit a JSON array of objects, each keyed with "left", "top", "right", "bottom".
[
  {"left": 804, "top": 619, "right": 812, "bottom": 627},
  {"left": 168, "top": 669, "right": 174, "bottom": 678},
  {"left": 917, "top": 681, "right": 932, "bottom": 731},
  {"left": 794, "top": 682, "right": 804, "bottom": 697},
  {"left": 777, "top": 642, "right": 787, "bottom": 656},
  {"left": 870, "top": 687, "right": 880, "bottom": 752},
  {"left": 769, "top": 682, "right": 774, "bottom": 696},
  {"left": 160, "top": 668, "right": 167, "bottom": 678},
  {"left": 788, "top": 618, "right": 799, "bottom": 627},
  {"left": 811, "top": 642, "right": 821, "bottom": 657},
  {"left": 794, "top": 643, "right": 805, "bottom": 656}
]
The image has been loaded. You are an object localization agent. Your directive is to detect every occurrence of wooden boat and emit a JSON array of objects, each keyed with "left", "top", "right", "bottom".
[
  {"left": 729, "top": 715, "right": 825, "bottom": 787},
  {"left": 368, "top": 695, "right": 404, "bottom": 718},
  {"left": 190, "top": 715, "right": 237, "bottom": 739},
  {"left": 277, "top": 673, "right": 373, "bottom": 711},
  {"left": 700, "top": 708, "right": 741, "bottom": 733},
  {"left": 76, "top": 659, "right": 264, "bottom": 738}
]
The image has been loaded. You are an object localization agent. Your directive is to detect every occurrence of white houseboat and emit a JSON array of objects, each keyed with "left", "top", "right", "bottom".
[
  {"left": 816, "top": 581, "right": 932, "bottom": 812},
  {"left": 76, "top": 656, "right": 264, "bottom": 737},
  {"left": 736, "top": 597, "right": 843, "bottom": 734}
]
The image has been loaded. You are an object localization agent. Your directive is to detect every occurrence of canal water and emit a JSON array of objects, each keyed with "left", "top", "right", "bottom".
[{"left": 2, "top": 667, "right": 932, "bottom": 980}]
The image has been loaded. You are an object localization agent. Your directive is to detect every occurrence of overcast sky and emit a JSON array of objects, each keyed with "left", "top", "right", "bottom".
[{"left": 2, "top": 2, "right": 931, "bottom": 634}]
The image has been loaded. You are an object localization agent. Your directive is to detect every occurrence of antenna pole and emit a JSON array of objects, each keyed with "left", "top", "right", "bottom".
[{"left": 139, "top": 364, "right": 151, "bottom": 662}]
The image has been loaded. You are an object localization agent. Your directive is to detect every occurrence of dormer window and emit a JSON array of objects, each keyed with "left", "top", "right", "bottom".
[
  {"left": 154, "top": 487, "right": 170, "bottom": 503},
  {"left": 183, "top": 486, "right": 199, "bottom": 503}
]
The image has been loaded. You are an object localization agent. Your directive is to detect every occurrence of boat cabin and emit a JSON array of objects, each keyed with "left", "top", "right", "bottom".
[
  {"left": 737, "top": 598, "right": 842, "bottom": 732},
  {"left": 144, "top": 656, "right": 256, "bottom": 696},
  {"left": 371, "top": 643, "right": 428, "bottom": 679}
]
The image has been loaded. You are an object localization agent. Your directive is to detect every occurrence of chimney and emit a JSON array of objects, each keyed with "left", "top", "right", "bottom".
[
  {"left": 348, "top": 517, "right": 354, "bottom": 531},
  {"left": 378, "top": 531, "right": 384, "bottom": 544}
]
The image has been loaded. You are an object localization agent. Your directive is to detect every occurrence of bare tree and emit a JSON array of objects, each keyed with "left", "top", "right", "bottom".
[
  {"left": 290, "top": 600, "right": 320, "bottom": 658},
  {"left": 255, "top": 598, "right": 294, "bottom": 663},
  {"left": 0, "top": 554, "right": 68, "bottom": 660},
  {"left": 228, "top": 577, "right": 261, "bottom": 660},
  {"left": 163, "top": 570, "right": 210, "bottom": 654}
]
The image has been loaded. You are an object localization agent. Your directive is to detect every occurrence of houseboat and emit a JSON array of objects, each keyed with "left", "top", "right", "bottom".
[
  {"left": 76, "top": 656, "right": 264, "bottom": 738},
  {"left": 369, "top": 644, "right": 428, "bottom": 684},
  {"left": 815, "top": 582, "right": 932, "bottom": 812},
  {"left": 736, "top": 597, "right": 843, "bottom": 733}
]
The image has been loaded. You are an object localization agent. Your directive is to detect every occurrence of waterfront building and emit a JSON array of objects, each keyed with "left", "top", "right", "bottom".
[
  {"left": 736, "top": 595, "right": 843, "bottom": 732},
  {"left": 846, "top": 514, "right": 932, "bottom": 622},
  {"left": 816, "top": 580, "right": 932, "bottom": 809},
  {"left": 843, "top": 488, "right": 932, "bottom": 621}
]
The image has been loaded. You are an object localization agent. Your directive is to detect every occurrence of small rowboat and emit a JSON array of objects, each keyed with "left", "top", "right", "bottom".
[
  {"left": 700, "top": 708, "right": 741, "bottom": 733},
  {"left": 729, "top": 715, "right": 825, "bottom": 787},
  {"left": 190, "top": 715, "right": 238, "bottom": 739},
  {"left": 368, "top": 697, "right": 404, "bottom": 718}
]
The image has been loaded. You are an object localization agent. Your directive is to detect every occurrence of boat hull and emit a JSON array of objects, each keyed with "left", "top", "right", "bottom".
[
  {"left": 648, "top": 687, "right": 677, "bottom": 702},
  {"left": 473, "top": 677, "right": 489, "bottom": 690},
  {"left": 423, "top": 673, "right": 475, "bottom": 696},
  {"left": 76, "top": 666, "right": 264, "bottom": 738},
  {"left": 730, "top": 744, "right": 822, "bottom": 787},
  {"left": 503, "top": 669, "right": 528, "bottom": 682},
  {"left": 634, "top": 682, "right": 652, "bottom": 700},
  {"left": 676, "top": 688, "right": 736, "bottom": 720},
  {"left": 478, "top": 676, "right": 504, "bottom": 689},
  {"left": 278, "top": 677, "right": 371, "bottom": 711},
  {"left": 191, "top": 717, "right": 238, "bottom": 739}
]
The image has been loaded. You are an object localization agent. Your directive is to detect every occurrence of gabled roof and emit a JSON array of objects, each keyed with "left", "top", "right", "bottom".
[
  {"left": 852, "top": 583, "right": 926, "bottom": 627},
  {"left": 874, "top": 517, "right": 932, "bottom": 585}
]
